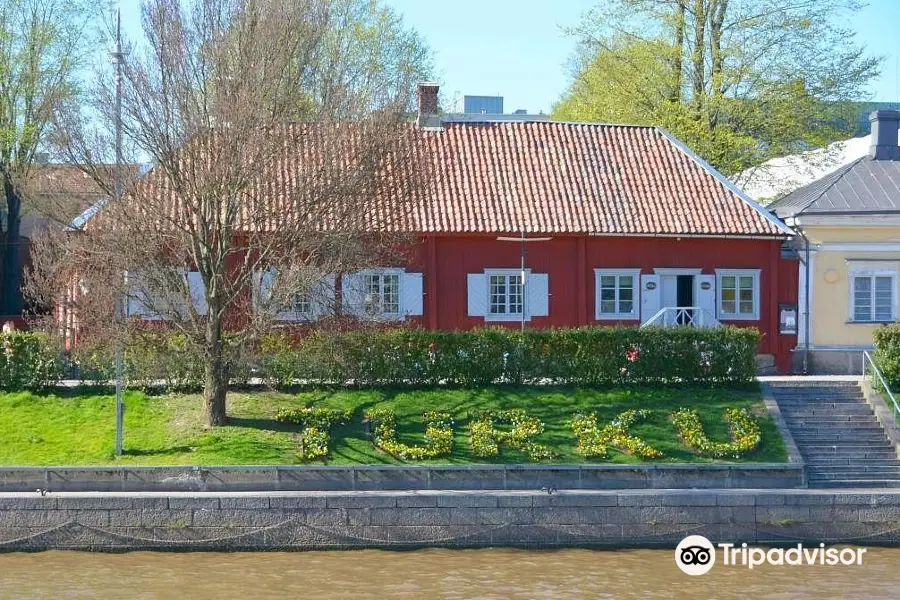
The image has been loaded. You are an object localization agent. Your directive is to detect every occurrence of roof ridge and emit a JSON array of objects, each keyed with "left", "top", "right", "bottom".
[{"left": 440, "top": 120, "right": 656, "bottom": 129}]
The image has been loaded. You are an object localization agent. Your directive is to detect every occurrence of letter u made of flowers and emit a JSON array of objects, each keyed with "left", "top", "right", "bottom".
[
  {"left": 365, "top": 409, "right": 454, "bottom": 461},
  {"left": 570, "top": 409, "right": 662, "bottom": 460},
  {"left": 671, "top": 408, "right": 761, "bottom": 459}
]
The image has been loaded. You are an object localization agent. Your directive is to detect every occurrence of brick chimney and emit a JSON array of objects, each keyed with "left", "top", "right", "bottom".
[
  {"left": 869, "top": 110, "right": 900, "bottom": 160},
  {"left": 416, "top": 82, "right": 440, "bottom": 129}
]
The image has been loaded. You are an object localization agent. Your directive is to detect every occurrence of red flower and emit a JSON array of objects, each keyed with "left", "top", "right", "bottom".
[{"left": 625, "top": 345, "right": 640, "bottom": 362}]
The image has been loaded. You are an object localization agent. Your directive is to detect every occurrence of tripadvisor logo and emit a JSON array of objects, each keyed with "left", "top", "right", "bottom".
[
  {"left": 675, "top": 535, "right": 867, "bottom": 575},
  {"left": 675, "top": 535, "right": 716, "bottom": 576}
]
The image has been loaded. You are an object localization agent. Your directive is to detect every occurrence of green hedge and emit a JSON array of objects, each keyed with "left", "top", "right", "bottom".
[
  {"left": 1, "top": 325, "right": 761, "bottom": 392},
  {"left": 873, "top": 324, "right": 900, "bottom": 388},
  {"left": 259, "top": 326, "right": 760, "bottom": 388},
  {"left": 0, "top": 332, "right": 61, "bottom": 391}
]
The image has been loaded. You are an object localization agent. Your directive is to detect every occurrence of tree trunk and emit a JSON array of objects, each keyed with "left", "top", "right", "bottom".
[
  {"left": 670, "top": 0, "right": 686, "bottom": 104},
  {"left": 204, "top": 312, "right": 228, "bottom": 426},
  {"left": 1, "top": 175, "right": 23, "bottom": 316},
  {"left": 691, "top": 0, "right": 708, "bottom": 115}
]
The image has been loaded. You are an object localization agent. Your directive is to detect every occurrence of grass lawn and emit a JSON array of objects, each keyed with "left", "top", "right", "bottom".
[{"left": 0, "top": 387, "right": 786, "bottom": 466}]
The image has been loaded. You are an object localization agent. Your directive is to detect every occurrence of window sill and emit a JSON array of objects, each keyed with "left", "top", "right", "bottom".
[
  {"left": 718, "top": 314, "right": 760, "bottom": 321},
  {"left": 846, "top": 320, "right": 895, "bottom": 325},
  {"left": 596, "top": 313, "right": 639, "bottom": 321},
  {"left": 485, "top": 314, "right": 532, "bottom": 322}
]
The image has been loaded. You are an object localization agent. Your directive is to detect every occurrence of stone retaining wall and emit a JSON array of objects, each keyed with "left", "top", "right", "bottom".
[
  {"left": 1, "top": 489, "right": 898, "bottom": 551},
  {"left": 0, "top": 464, "right": 804, "bottom": 493}
]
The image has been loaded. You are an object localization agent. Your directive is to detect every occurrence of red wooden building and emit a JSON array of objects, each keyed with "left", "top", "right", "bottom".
[
  {"left": 67, "top": 84, "right": 800, "bottom": 373},
  {"left": 330, "top": 84, "right": 799, "bottom": 373}
]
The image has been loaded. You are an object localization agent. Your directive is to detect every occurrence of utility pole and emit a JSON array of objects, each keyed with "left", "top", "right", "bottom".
[{"left": 111, "top": 7, "right": 125, "bottom": 457}]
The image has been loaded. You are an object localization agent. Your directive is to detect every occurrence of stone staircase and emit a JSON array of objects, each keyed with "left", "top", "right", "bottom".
[{"left": 769, "top": 380, "right": 900, "bottom": 488}]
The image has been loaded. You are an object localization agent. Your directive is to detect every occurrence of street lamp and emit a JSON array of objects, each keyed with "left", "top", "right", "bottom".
[
  {"left": 111, "top": 7, "right": 125, "bottom": 456},
  {"left": 496, "top": 231, "right": 552, "bottom": 330}
]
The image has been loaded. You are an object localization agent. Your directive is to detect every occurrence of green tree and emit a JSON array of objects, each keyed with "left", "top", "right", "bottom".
[
  {"left": 0, "top": 0, "right": 93, "bottom": 316},
  {"left": 553, "top": 0, "right": 880, "bottom": 179}
]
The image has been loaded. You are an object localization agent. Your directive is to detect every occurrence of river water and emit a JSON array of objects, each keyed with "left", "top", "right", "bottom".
[{"left": 0, "top": 548, "right": 897, "bottom": 598}]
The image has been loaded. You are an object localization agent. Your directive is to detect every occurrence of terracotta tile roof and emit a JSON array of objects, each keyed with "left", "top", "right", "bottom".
[
  {"left": 110, "top": 122, "right": 790, "bottom": 237},
  {"left": 408, "top": 122, "right": 789, "bottom": 236}
]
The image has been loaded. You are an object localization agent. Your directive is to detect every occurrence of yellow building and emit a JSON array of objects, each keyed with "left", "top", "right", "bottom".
[{"left": 770, "top": 111, "right": 900, "bottom": 373}]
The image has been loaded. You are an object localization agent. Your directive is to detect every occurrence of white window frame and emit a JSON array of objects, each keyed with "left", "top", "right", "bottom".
[
  {"left": 849, "top": 266, "right": 897, "bottom": 323},
  {"left": 715, "top": 269, "right": 761, "bottom": 321},
  {"left": 594, "top": 268, "right": 640, "bottom": 320},
  {"left": 358, "top": 268, "right": 403, "bottom": 319},
  {"left": 484, "top": 268, "right": 528, "bottom": 322}
]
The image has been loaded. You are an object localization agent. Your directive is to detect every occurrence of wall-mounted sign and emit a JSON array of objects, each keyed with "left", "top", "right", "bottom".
[
  {"left": 700, "top": 281, "right": 712, "bottom": 291},
  {"left": 779, "top": 304, "right": 798, "bottom": 335},
  {"left": 646, "top": 281, "right": 657, "bottom": 290}
]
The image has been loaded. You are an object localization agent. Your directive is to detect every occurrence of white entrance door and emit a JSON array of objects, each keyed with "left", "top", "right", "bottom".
[{"left": 661, "top": 275, "right": 678, "bottom": 309}]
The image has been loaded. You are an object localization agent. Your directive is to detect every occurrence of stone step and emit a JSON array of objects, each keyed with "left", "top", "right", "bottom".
[
  {"left": 767, "top": 381, "right": 861, "bottom": 387},
  {"left": 772, "top": 390, "right": 864, "bottom": 397},
  {"left": 793, "top": 434, "right": 888, "bottom": 443},
  {"left": 784, "top": 415, "right": 877, "bottom": 423},
  {"left": 778, "top": 407, "right": 876, "bottom": 417},
  {"left": 801, "top": 442, "right": 896, "bottom": 452},
  {"left": 810, "top": 479, "right": 900, "bottom": 489},
  {"left": 786, "top": 427, "right": 886, "bottom": 436},
  {"left": 803, "top": 455, "right": 900, "bottom": 467},
  {"left": 776, "top": 400, "right": 868, "bottom": 406},
  {"left": 807, "top": 466, "right": 900, "bottom": 476}
]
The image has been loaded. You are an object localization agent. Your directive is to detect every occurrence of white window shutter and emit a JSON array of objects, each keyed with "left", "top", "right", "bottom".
[
  {"left": 696, "top": 274, "right": 716, "bottom": 321},
  {"left": 187, "top": 271, "right": 208, "bottom": 316},
  {"left": 400, "top": 272, "right": 424, "bottom": 316},
  {"left": 527, "top": 273, "right": 549, "bottom": 317},
  {"left": 253, "top": 268, "right": 277, "bottom": 315},
  {"left": 342, "top": 272, "right": 363, "bottom": 316},
  {"left": 640, "top": 274, "right": 660, "bottom": 324},
  {"left": 467, "top": 274, "right": 488, "bottom": 317}
]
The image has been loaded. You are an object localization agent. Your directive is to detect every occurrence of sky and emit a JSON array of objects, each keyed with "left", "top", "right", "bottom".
[{"left": 114, "top": 0, "right": 900, "bottom": 115}]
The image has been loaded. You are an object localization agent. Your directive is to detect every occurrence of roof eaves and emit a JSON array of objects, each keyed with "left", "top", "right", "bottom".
[{"left": 654, "top": 127, "right": 795, "bottom": 237}]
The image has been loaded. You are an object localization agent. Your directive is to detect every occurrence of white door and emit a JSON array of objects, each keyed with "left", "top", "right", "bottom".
[
  {"left": 661, "top": 275, "right": 678, "bottom": 309},
  {"left": 640, "top": 274, "right": 660, "bottom": 324}
]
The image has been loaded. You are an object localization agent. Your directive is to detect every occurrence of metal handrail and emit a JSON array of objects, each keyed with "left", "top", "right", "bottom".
[
  {"left": 640, "top": 306, "right": 721, "bottom": 328},
  {"left": 862, "top": 351, "right": 900, "bottom": 427}
]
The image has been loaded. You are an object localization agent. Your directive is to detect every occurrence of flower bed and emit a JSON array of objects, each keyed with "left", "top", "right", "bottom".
[
  {"left": 570, "top": 409, "right": 663, "bottom": 460},
  {"left": 274, "top": 407, "right": 353, "bottom": 460},
  {"left": 671, "top": 407, "right": 761, "bottom": 459},
  {"left": 469, "top": 409, "right": 557, "bottom": 461},
  {"left": 365, "top": 408, "right": 454, "bottom": 460}
]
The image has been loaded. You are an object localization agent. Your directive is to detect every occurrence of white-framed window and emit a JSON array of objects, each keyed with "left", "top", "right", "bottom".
[
  {"left": 850, "top": 267, "right": 897, "bottom": 323},
  {"left": 467, "top": 269, "right": 549, "bottom": 321},
  {"left": 488, "top": 271, "right": 524, "bottom": 317},
  {"left": 594, "top": 268, "right": 640, "bottom": 319},
  {"left": 342, "top": 268, "right": 423, "bottom": 320},
  {"left": 253, "top": 268, "right": 335, "bottom": 322},
  {"left": 364, "top": 272, "right": 400, "bottom": 316},
  {"left": 715, "top": 269, "right": 760, "bottom": 320}
]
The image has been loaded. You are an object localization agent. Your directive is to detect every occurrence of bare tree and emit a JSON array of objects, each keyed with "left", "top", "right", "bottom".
[{"left": 32, "top": 0, "right": 432, "bottom": 426}]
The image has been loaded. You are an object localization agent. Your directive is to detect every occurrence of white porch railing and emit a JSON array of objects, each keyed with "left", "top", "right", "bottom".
[{"left": 640, "top": 306, "right": 721, "bottom": 328}]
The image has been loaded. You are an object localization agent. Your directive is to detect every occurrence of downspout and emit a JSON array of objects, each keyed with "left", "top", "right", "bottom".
[{"left": 801, "top": 229, "right": 811, "bottom": 374}]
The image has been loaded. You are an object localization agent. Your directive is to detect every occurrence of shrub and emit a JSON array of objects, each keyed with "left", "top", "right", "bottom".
[
  {"left": 671, "top": 407, "right": 761, "bottom": 459},
  {"left": 0, "top": 325, "right": 760, "bottom": 392},
  {"left": 469, "top": 408, "right": 556, "bottom": 461},
  {"left": 873, "top": 325, "right": 900, "bottom": 389},
  {"left": 0, "top": 331, "right": 61, "bottom": 391},
  {"left": 262, "top": 325, "right": 761, "bottom": 388},
  {"left": 570, "top": 409, "right": 662, "bottom": 460},
  {"left": 364, "top": 408, "right": 454, "bottom": 460},
  {"left": 275, "top": 407, "right": 353, "bottom": 460}
]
